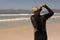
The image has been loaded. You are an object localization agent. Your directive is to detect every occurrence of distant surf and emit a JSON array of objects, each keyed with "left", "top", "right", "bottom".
[{"left": 0, "top": 13, "right": 60, "bottom": 22}]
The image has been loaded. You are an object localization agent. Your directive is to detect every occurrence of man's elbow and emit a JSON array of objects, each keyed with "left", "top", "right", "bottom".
[
  {"left": 52, "top": 11, "right": 54, "bottom": 15},
  {"left": 50, "top": 11, "right": 54, "bottom": 16}
]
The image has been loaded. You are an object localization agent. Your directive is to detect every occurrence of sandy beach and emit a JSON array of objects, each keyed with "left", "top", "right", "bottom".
[
  {"left": 0, "top": 25, "right": 34, "bottom": 40},
  {"left": 0, "top": 22, "right": 60, "bottom": 40}
]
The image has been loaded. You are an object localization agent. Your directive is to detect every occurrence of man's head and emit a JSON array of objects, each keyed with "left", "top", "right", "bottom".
[{"left": 32, "top": 6, "right": 42, "bottom": 15}]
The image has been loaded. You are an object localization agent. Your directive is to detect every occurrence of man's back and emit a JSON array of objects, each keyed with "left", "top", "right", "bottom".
[
  {"left": 31, "top": 12, "right": 54, "bottom": 32},
  {"left": 31, "top": 14, "right": 46, "bottom": 31}
]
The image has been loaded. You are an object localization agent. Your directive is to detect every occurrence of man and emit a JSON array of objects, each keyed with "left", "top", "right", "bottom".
[{"left": 30, "top": 4, "right": 54, "bottom": 40}]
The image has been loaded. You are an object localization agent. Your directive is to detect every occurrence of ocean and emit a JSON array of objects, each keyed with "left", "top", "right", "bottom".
[
  {"left": 0, "top": 13, "right": 60, "bottom": 21},
  {"left": 0, "top": 13, "right": 60, "bottom": 28}
]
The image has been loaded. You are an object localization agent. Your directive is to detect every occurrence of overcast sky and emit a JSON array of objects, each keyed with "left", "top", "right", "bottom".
[{"left": 0, "top": 0, "right": 60, "bottom": 9}]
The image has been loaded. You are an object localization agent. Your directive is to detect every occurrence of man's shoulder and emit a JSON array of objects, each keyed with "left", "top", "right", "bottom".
[{"left": 30, "top": 15, "right": 35, "bottom": 20}]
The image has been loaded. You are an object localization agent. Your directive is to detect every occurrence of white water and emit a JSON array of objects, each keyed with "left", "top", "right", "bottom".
[
  {"left": 0, "top": 13, "right": 59, "bottom": 16},
  {"left": 0, "top": 13, "right": 60, "bottom": 22}
]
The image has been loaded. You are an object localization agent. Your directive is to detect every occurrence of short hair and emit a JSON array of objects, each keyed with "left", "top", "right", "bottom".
[{"left": 32, "top": 6, "right": 39, "bottom": 12}]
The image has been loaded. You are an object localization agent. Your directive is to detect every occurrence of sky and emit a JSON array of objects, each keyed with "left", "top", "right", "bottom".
[{"left": 0, "top": 0, "right": 60, "bottom": 9}]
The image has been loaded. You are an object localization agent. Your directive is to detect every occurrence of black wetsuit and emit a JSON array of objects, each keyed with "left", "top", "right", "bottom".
[{"left": 31, "top": 6, "right": 54, "bottom": 40}]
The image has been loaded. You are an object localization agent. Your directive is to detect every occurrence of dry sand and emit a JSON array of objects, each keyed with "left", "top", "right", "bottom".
[{"left": 0, "top": 22, "right": 60, "bottom": 40}]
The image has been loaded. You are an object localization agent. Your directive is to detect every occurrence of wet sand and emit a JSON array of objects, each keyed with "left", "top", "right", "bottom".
[{"left": 0, "top": 22, "right": 60, "bottom": 40}]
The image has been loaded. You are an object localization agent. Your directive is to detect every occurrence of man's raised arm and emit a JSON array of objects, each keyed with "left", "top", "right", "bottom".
[{"left": 42, "top": 4, "right": 54, "bottom": 20}]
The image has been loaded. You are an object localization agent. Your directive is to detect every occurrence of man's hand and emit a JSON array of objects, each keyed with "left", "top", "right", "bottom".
[{"left": 41, "top": 4, "right": 47, "bottom": 7}]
